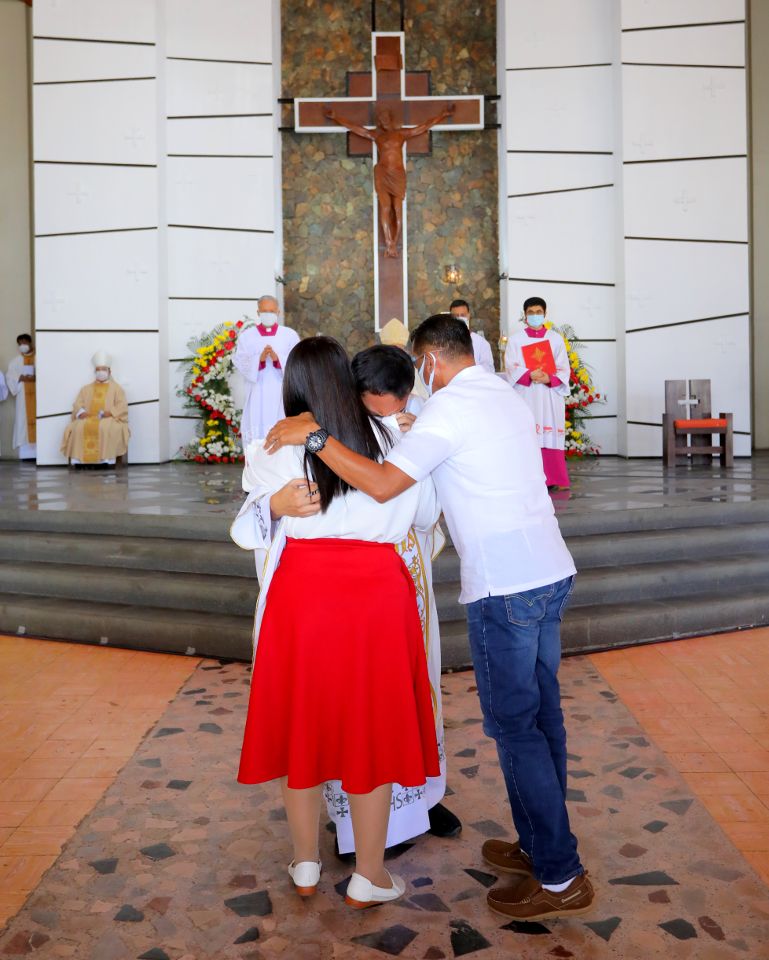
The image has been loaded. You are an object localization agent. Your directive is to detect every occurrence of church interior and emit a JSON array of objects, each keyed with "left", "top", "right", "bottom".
[{"left": 1, "top": 0, "right": 769, "bottom": 956}]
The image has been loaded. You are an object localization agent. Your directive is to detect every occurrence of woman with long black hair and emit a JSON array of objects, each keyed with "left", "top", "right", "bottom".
[{"left": 235, "top": 336, "right": 440, "bottom": 908}]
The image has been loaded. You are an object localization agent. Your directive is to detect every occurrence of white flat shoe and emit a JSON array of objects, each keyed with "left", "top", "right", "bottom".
[
  {"left": 345, "top": 870, "right": 406, "bottom": 909},
  {"left": 288, "top": 860, "right": 321, "bottom": 897}
]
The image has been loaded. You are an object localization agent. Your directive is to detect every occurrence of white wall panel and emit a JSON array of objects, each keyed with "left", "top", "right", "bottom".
[
  {"left": 623, "top": 158, "right": 748, "bottom": 241},
  {"left": 622, "top": 66, "right": 746, "bottom": 161},
  {"left": 35, "top": 415, "right": 70, "bottom": 467},
  {"left": 168, "top": 157, "right": 275, "bottom": 230},
  {"left": 506, "top": 154, "right": 614, "bottom": 197},
  {"left": 504, "top": 0, "right": 613, "bottom": 68},
  {"left": 507, "top": 187, "right": 615, "bottom": 285},
  {"left": 168, "top": 299, "right": 258, "bottom": 358},
  {"left": 577, "top": 340, "right": 618, "bottom": 417},
  {"left": 506, "top": 282, "right": 616, "bottom": 341},
  {"left": 168, "top": 228, "right": 275, "bottom": 298},
  {"left": 621, "top": 23, "right": 745, "bottom": 66},
  {"left": 169, "top": 417, "right": 199, "bottom": 459},
  {"left": 126, "top": 401, "right": 161, "bottom": 464},
  {"left": 167, "top": 116, "right": 273, "bottom": 156},
  {"left": 35, "top": 331, "right": 160, "bottom": 417},
  {"left": 34, "top": 80, "right": 156, "bottom": 165},
  {"left": 505, "top": 67, "right": 613, "bottom": 152},
  {"left": 621, "top": 0, "right": 745, "bottom": 30},
  {"left": 580, "top": 416, "right": 618, "bottom": 455},
  {"left": 33, "top": 39, "right": 156, "bottom": 82},
  {"left": 33, "top": 0, "right": 156, "bottom": 43},
  {"left": 624, "top": 240, "right": 749, "bottom": 329},
  {"left": 625, "top": 316, "right": 750, "bottom": 431},
  {"left": 165, "top": 0, "right": 273, "bottom": 64},
  {"left": 34, "top": 165, "right": 157, "bottom": 235},
  {"left": 167, "top": 60, "right": 273, "bottom": 118},
  {"left": 169, "top": 361, "right": 190, "bottom": 417},
  {"left": 35, "top": 230, "right": 159, "bottom": 331}
]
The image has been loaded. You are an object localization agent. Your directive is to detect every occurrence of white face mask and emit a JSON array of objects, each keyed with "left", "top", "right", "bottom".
[
  {"left": 259, "top": 311, "right": 279, "bottom": 325},
  {"left": 451, "top": 314, "right": 470, "bottom": 329},
  {"left": 380, "top": 413, "right": 401, "bottom": 434},
  {"left": 95, "top": 370, "right": 110, "bottom": 382},
  {"left": 416, "top": 353, "right": 437, "bottom": 397},
  {"left": 526, "top": 313, "right": 545, "bottom": 329},
  {"left": 18, "top": 344, "right": 30, "bottom": 355}
]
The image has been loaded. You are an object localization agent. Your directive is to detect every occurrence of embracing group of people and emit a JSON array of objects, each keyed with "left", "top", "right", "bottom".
[{"left": 230, "top": 313, "right": 594, "bottom": 923}]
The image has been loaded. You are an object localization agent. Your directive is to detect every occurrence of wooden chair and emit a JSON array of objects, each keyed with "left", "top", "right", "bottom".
[{"left": 662, "top": 379, "right": 733, "bottom": 467}]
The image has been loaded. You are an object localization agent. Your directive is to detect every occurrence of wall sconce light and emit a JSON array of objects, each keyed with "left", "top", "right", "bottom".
[{"left": 443, "top": 264, "right": 462, "bottom": 285}]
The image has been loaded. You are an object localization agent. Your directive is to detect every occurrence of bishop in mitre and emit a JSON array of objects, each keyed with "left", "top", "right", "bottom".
[{"left": 61, "top": 351, "right": 130, "bottom": 466}]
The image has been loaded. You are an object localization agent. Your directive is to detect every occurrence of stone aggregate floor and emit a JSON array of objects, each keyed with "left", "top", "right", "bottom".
[
  {"left": 1, "top": 453, "right": 768, "bottom": 519},
  {"left": 1, "top": 633, "right": 768, "bottom": 959}
]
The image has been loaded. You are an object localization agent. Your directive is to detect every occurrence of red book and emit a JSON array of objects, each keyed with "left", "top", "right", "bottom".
[{"left": 521, "top": 339, "right": 557, "bottom": 375}]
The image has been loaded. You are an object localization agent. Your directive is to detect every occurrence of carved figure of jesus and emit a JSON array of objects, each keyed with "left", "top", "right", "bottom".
[{"left": 324, "top": 103, "right": 455, "bottom": 257}]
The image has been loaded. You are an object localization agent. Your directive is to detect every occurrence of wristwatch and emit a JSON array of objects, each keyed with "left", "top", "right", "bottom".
[{"left": 305, "top": 428, "right": 329, "bottom": 454}]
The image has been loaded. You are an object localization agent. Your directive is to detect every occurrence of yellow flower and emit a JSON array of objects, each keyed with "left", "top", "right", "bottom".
[
  {"left": 224, "top": 321, "right": 233, "bottom": 328},
  {"left": 573, "top": 431, "right": 582, "bottom": 439},
  {"left": 569, "top": 351, "right": 578, "bottom": 363}
]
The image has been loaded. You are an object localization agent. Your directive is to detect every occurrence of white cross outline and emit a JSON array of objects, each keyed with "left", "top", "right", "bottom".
[
  {"left": 124, "top": 127, "right": 146, "bottom": 149},
  {"left": 673, "top": 190, "right": 696, "bottom": 213},
  {"left": 67, "top": 183, "right": 89, "bottom": 205},
  {"left": 210, "top": 258, "right": 232, "bottom": 274},
  {"left": 713, "top": 335, "right": 736, "bottom": 354},
  {"left": 703, "top": 75, "right": 726, "bottom": 100},
  {"left": 677, "top": 391, "right": 700, "bottom": 417},
  {"left": 42, "top": 293, "right": 66, "bottom": 312},
  {"left": 631, "top": 134, "right": 654, "bottom": 157},
  {"left": 126, "top": 264, "right": 149, "bottom": 284}
]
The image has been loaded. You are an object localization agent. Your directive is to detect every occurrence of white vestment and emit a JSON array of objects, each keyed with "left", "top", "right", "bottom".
[
  {"left": 471, "top": 331, "right": 495, "bottom": 374},
  {"left": 230, "top": 419, "right": 447, "bottom": 852},
  {"left": 6, "top": 355, "right": 36, "bottom": 459},
  {"left": 233, "top": 323, "right": 300, "bottom": 444},
  {"left": 504, "top": 328, "right": 570, "bottom": 451}
]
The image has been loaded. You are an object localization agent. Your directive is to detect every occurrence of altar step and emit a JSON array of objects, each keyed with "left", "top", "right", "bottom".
[{"left": 0, "top": 500, "right": 768, "bottom": 667}]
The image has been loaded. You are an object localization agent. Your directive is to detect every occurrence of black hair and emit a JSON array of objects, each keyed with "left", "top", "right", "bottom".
[
  {"left": 16, "top": 333, "right": 32, "bottom": 344},
  {"left": 282, "top": 336, "right": 391, "bottom": 511},
  {"left": 351, "top": 345, "right": 415, "bottom": 399},
  {"left": 449, "top": 298, "right": 470, "bottom": 312},
  {"left": 411, "top": 314, "right": 473, "bottom": 360},
  {"left": 523, "top": 296, "right": 547, "bottom": 313}
]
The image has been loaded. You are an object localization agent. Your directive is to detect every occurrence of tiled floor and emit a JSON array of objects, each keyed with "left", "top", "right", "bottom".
[
  {"left": 591, "top": 629, "right": 769, "bottom": 888},
  {"left": 0, "top": 638, "right": 199, "bottom": 931},
  {"left": 1, "top": 632, "right": 768, "bottom": 958},
  {"left": 1, "top": 453, "right": 768, "bottom": 518}
]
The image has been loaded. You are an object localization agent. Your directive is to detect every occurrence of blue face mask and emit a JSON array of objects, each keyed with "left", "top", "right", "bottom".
[
  {"left": 416, "top": 353, "right": 437, "bottom": 397},
  {"left": 526, "top": 314, "right": 545, "bottom": 329}
]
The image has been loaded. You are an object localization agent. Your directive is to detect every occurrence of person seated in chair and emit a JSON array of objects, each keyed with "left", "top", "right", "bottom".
[{"left": 61, "top": 351, "right": 130, "bottom": 468}]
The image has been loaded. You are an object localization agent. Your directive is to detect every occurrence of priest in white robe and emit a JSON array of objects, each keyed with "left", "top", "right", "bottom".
[
  {"left": 504, "top": 296, "right": 571, "bottom": 489},
  {"left": 6, "top": 333, "right": 37, "bottom": 461},
  {"left": 449, "top": 299, "right": 495, "bottom": 374},
  {"left": 234, "top": 296, "right": 300, "bottom": 444}
]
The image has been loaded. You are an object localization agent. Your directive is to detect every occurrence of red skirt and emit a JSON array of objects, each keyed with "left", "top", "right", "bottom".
[{"left": 238, "top": 538, "right": 440, "bottom": 794}]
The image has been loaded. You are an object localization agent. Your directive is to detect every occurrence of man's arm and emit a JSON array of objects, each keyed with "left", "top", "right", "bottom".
[
  {"left": 403, "top": 103, "right": 455, "bottom": 140},
  {"left": 324, "top": 108, "right": 375, "bottom": 141},
  {"left": 264, "top": 413, "right": 415, "bottom": 503}
]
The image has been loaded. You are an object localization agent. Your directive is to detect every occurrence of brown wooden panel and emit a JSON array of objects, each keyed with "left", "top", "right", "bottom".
[
  {"left": 297, "top": 100, "right": 373, "bottom": 127},
  {"left": 347, "top": 73, "right": 372, "bottom": 97},
  {"left": 405, "top": 72, "right": 430, "bottom": 96},
  {"left": 379, "top": 245, "right": 405, "bottom": 324},
  {"left": 404, "top": 98, "right": 481, "bottom": 125}
]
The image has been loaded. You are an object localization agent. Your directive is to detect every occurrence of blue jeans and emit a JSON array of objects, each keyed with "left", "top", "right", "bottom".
[{"left": 466, "top": 576, "right": 582, "bottom": 885}]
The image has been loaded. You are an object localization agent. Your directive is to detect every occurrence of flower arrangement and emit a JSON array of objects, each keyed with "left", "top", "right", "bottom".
[
  {"left": 178, "top": 318, "right": 250, "bottom": 463},
  {"left": 546, "top": 321, "right": 603, "bottom": 457}
]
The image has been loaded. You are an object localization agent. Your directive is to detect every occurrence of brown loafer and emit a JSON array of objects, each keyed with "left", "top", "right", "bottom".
[
  {"left": 487, "top": 872, "right": 595, "bottom": 922},
  {"left": 481, "top": 839, "right": 534, "bottom": 876}
]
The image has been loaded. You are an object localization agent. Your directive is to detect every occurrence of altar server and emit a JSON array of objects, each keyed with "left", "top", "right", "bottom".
[
  {"left": 265, "top": 316, "right": 594, "bottom": 924},
  {"left": 449, "top": 299, "right": 495, "bottom": 374},
  {"left": 6, "top": 333, "right": 37, "bottom": 460},
  {"left": 233, "top": 336, "right": 440, "bottom": 909},
  {"left": 60, "top": 351, "right": 129, "bottom": 466},
  {"left": 234, "top": 295, "right": 300, "bottom": 444},
  {"left": 504, "top": 297, "right": 571, "bottom": 489}
]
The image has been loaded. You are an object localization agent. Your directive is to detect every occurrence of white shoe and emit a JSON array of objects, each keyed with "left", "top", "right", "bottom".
[
  {"left": 288, "top": 860, "right": 321, "bottom": 897},
  {"left": 345, "top": 870, "right": 406, "bottom": 909}
]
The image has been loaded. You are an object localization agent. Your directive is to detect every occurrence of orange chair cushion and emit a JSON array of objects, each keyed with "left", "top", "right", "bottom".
[{"left": 674, "top": 418, "right": 728, "bottom": 429}]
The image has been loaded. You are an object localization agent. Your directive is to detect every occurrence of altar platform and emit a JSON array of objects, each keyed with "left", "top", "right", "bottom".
[{"left": 0, "top": 455, "right": 768, "bottom": 665}]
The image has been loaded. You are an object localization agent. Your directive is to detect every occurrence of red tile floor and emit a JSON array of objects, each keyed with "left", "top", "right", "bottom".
[{"left": 0, "top": 631, "right": 768, "bottom": 958}]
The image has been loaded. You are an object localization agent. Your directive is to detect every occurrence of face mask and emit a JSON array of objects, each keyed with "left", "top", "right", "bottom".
[
  {"left": 526, "top": 314, "right": 545, "bottom": 329},
  {"left": 259, "top": 312, "right": 279, "bottom": 325},
  {"left": 95, "top": 370, "right": 110, "bottom": 382},
  {"left": 416, "top": 353, "right": 437, "bottom": 397},
  {"left": 380, "top": 414, "right": 401, "bottom": 434},
  {"left": 451, "top": 314, "right": 470, "bottom": 329},
  {"left": 18, "top": 344, "right": 30, "bottom": 355}
]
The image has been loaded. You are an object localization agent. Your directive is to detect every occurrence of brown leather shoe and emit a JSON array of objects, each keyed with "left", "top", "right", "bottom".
[
  {"left": 481, "top": 839, "right": 534, "bottom": 876},
  {"left": 487, "top": 872, "right": 595, "bottom": 921}
]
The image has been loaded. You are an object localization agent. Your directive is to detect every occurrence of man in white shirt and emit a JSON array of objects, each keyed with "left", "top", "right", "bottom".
[
  {"left": 265, "top": 315, "right": 594, "bottom": 923},
  {"left": 449, "top": 299, "right": 495, "bottom": 374},
  {"left": 233, "top": 296, "right": 300, "bottom": 443}
]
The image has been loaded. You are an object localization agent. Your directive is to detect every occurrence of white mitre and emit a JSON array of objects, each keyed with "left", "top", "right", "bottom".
[
  {"left": 92, "top": 350, "right": 112, "bottom": 367},
  {"left": 380, "top": 318, "right": 409, "bottom": 348}
]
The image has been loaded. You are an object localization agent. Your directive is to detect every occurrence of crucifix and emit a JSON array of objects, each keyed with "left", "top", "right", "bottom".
[{"left": 294, "top": 32, "right": 484, "bottom": 330}]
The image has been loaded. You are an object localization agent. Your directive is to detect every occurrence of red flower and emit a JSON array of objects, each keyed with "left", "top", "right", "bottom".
[
  {"left": 236, "top": 320, "right": 244, "bottom": 328},
  {"left": 228, "top": 330, "right": 236, "bottom": 339},
  {"left": 194, "top": 394, "right": 201, "bottom": 402}
]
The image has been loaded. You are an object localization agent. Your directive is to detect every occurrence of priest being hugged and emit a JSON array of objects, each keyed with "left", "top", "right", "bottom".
[
  {"left": 504, "top": 297, "right": 571, "bottom": 490},
  {"left": 61, "top": 351, "right": 130, "bottom": 467}
]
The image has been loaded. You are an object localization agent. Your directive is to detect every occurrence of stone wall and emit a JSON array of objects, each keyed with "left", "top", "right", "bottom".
[{"left": 281, "top": 0, "right": 499, "bottom": 357}]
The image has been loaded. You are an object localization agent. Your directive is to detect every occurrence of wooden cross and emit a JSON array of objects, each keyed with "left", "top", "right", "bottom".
[{"left": 294, "top": 32, "right": 483, "bottom": 330}]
